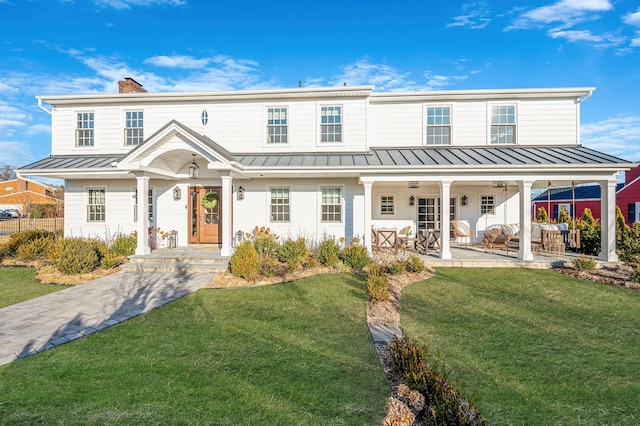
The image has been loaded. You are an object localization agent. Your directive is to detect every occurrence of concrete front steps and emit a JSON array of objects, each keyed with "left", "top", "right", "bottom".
[{"left": 121, "top": 246, "right": 230, "bottom": 273}]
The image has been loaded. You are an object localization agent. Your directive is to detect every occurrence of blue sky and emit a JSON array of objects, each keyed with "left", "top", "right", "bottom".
[{"left": 1, "top": 0, "right": 640, "bottom": 171}]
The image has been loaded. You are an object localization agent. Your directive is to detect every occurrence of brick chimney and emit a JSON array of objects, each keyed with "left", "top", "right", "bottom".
[{"left": 118, "top": 77, "right": 147, "bottom": 94}]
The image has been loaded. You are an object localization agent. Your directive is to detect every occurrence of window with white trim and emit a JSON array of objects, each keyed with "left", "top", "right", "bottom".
[
  {"left": 321, "top": 187, "right": 342, "bottom": 222},
  {"left": 380, "top": 195, "right": 395, "bottom": 215},
  {"left": 270, "top": 188, "right": 290, "bottom": 222},
  {"left": 133, "top": 188, "right": 154, "bottom": 223},
  {"left": 426, "top": 106, "right": 451, "bottom": 145},
  {"left": 76, "top": 112, "right": 94, "bottom": 146},
  {"left": 320, "top": 106, "right": 342, "bottom": 142},
  {"left": 480, "top": 194, "right": 495, "bottom": 215},
  {"left": 267, "top": 107, "right": 288, "bottom": 144},
  {"left": 87, "top": 188, "right": 105, "bottom": 222},
  {"left": 125, "top": 111, "right": 144, "bottom": 146},
  {"left": 490, "top": 105, "right": 516, "bottom": 144}
]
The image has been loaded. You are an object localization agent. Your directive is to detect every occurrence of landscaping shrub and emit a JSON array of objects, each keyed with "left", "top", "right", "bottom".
[
  {"left": 16, "top": 236, "right": 55, "bottom": 261},
  {"left": 305, "top": 252, "right": 319, "bottom": 269},
  {"left": 260, "top": 255, "right": 282, "bottom": 277},
  {"left": 615, "top": 209, "right": 640, "bottom": 265},
  {"left": 577, "top": 208, "right": 601, "bottom": 256},
  {"left": 631, "top": 266, "right": 640, "bottom": 282},
  {"left": 366, "top": 262, "right": 390, "bottom": 302},
  {"left": 383, "top": 397, "right": 415, "bottom": 426},
  {"left": 341, "top": 244, "right": 371, "bottom": 270},
  {"left": 54, "top": 238, "right": 99, "bottom": 275},
  {"left": 253, "top": 235, "right": 280, "bottom": 260},
  {"left": 317, "top": 238, "right": 341, "bottom": 267},
  {"left": 406, "top": 254, "right": 425, "bottom": 273},
  {"left": 558, "top": 206, "right": 571, "bottom": 225},
  {"left": 229, "top": 240, "right": 260, "bottom": 281},
  {"left": 388, "top": 337, "right": 484, "bottom": 425},
  {"left": 88, "top": 238, "right": 109, "bottom": 262},
  {"left": 572, "top": 255, "right": 596, "bottom": 271},
  {"left": 536, "top": 206, "right": 549, "bottom": 222},
  {"left": 111, "top": 233, "right": 137, "bottom": 257},
  {"left": 278, "top": 238, "right": 308, "bottom": 272},
  {"left": 100, "top": 252, "right": 124, "bottom": 269},
  {"left": 3, "top": 230, "right": 56, "bottom": 257},
  {"left": 388, "top": 258, "right": 407, "bottom": 275}
]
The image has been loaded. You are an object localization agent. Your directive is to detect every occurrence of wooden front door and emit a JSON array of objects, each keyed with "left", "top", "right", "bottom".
[{"left": 189, "top": 186, "right": 221, "bottom": 244}]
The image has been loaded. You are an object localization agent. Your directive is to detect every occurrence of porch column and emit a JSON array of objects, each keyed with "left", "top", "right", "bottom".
[
  {"left": 439, "top": 180, "right": 452, "bottom": 260},
  {"left": 135, "top": 174, "right": 151, "bottom": 256},
  {"left": 517, "top": 180, "right": 534, "bottom": 261},
  {"left": 363, "top": 180, "right": 373, "bottom": 253},
  {"left": 599, "top": 179, "right": 618, "bottom": 262},
  {"left": 221, "top": 175, "right": 233, "bottom": 257}
]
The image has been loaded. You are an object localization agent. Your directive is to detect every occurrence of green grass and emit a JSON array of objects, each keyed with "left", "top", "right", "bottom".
[
  {"left": 0, "top": 267, "right": 66, "bottom": 308},
  {"left": 0, "top": 273, "right": 388, "bottom": 425},
  {"left": 402, "top": 268, "right": 640, "bottom": 425}
]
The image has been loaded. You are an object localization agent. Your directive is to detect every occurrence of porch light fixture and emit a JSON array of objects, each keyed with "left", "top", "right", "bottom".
[
  {"left": 173, "top": 186, "right": 181, "bottom": 201},
  {"left": 189, "top": 154, "right": 199, "bottom": 179},
  {"left": 492, "top": 181, "right": 507, "bottom": 188},
  {"left": 461, "top": 195, "right": 468, "bottom": 206},
  {"left": 408, "top": 181, "right": 420, "bottom": 189},
  {"left": 409, "top": 195, "right": 415, "bottom": 206},
  {"left": 237, "top": 186, "right": 245, "bottom": 201}
]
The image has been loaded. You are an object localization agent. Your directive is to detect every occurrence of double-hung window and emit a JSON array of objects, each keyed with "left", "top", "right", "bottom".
[
  {"left": 76, "top": 112, "right": 94, "bottom": 146},
  {"left": 320, "top": 106, "right": 342, "bottom": 142},
  {"left": 87, "top": 188, "right": 105, "bottom": 222},
  {"left": 267, "top": 107, "right": 288, "bottom": 144},
  {"left": 426, "top": 106, "right": 451, "bottom": 145},
  {"left": 321, "top": 187, "right": 342, "bottom": 222},
  {"left": 480, "top": 194, "right": 495, "bottom": 215},
  {"left": 270, "top": 188, "right": 290, "bottom": 222},
  {"left": 490, "top": 105, "right": 516, "bottom": 144},
  {"left": 125, "top": 111, "right": 144, "bottom": 146}
]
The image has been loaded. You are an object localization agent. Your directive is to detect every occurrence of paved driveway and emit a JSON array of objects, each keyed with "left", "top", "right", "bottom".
[{"left": 0, "top": 271, "right": 214, "bottom": 366}]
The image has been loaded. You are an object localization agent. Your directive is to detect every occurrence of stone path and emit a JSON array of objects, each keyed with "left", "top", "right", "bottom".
[{"left": 0, "top": 271, "right": 214, "bottom": 366}]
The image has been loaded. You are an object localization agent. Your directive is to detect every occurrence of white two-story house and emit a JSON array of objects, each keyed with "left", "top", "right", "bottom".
[{"left": 19, "top": 78, "right": 633, "bottom": 262}]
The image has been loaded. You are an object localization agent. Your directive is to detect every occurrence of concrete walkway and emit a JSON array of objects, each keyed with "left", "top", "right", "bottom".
[{"left": 0, "top": 270, "right": 214, "bottom": 366}]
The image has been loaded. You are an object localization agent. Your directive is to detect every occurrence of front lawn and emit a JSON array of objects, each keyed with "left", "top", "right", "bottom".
[
  {"left": 0, "top": 273, "right": 388, "bottom": 425},
  {"left": 0, "top": 267, "right": 66, "bottom": 309},
  {"left": 402, "top": 268, "right": 640, "bottom": 425}
]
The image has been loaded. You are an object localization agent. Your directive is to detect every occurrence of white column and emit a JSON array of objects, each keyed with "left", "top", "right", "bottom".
[
  {"left": 518, "top": 180, "right": 534, "bottom": 261},
  {"left": 439, "top": 180, "right": 452, "bottom": 259},
  {"left": 135, "top": 175, "right": 151, "bottom": 256},
  {"left": 363, "top": 181, "right": 373, "bottom": 254},
  {"left": 599, "top": 179, "right": 618, "bottom": 262},
  {"left": 221, "top": 175, "right": 233, "bottom": 256}
]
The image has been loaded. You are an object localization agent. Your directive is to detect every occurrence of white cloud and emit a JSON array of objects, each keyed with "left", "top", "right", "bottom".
[
  {"left": 447, "top": 2, "right": 492, "bottom": 29},
  {"left": 581, "top": 115, "right": 640, "bottom": 161},
  {"left": 507, "top": 0, "right": 613, "bottom": 30},
  {"left": 330, "top": 59, "right": 420, "bottom": 91},
  {"left": 623, "top": 8, "right": 640, "bottom": 26},
  {"left": 93, "top": 0, "right": 185, "bottom": 10},
  {"left": 423, "top": 72, "right": 468, "bottom": 89},
  {"left": 144, "top": 55, "right": 210, "bottom": 69}
]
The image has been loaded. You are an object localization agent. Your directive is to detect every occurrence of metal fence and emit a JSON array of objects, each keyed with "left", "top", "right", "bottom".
[{"left": 0, "top": 217, "right": 64, "bottom": 238}]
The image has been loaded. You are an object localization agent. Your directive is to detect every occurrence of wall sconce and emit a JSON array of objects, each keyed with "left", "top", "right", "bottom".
[
  {"left": 189, "top": 154, "right": 199, "bottom": 179},
  {"left": 461, "top": 195, "right": 468, "bottom": 206},
  {"left": 237, "top": 186, "right": 244, "bottom": 201},
  {"left": 173, "top": 186, "right": 181, "bottom": 201},
  {"left": 409, "top": 195, "right": 415, "bottom": 206}
]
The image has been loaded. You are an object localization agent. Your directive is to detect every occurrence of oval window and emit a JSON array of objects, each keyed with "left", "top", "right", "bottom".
[{"left": 201, "top": 110, "right": 209, "bottom": 127}]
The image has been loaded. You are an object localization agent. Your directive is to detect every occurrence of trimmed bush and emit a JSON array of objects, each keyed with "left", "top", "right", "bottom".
[
  {"left": 367, "top": 273, "right": 390, "bottom": 302},
  {"left": 317, "top": 238, "right": 341, "bottom": 267},
  {"left": 260, "top": 256, "right": 282, "bottom": 277},
  {"left": 406, "top": 254, "right": 425, "bottom": 273},
  {"left": 3, "top": 230, "right": 56, "bottom": 257},
  {"left": 54, "top": 238, "right": 99, "bottom": 275},
  {"left": 100, "top": 252, "right": 124, "bottom": 269},
  {"left": 388, "top": 258, "right": 407, "bottom": 275},
  {"left": 88, "top": 238, "right": 109, "bottom": 261},
  {"left": 112, "top": 234, "right": 137, "bottom": 257},
  {"left": 253, "top": 235, "right": 280, "bottom": 260},
  {"left": 572, "top": 255, "right": 596, "bottom": 271},
  {"left": 341, "top": 244, "right": 371, "bottom": 270},
  {"left": 229, "top": 240, "right": 260, "bottom": 281},
  {"left": 16, "top": 236, "right": 55, "bottom": 261},
  {"left": 278, "top": 238, "right": 308, "bottom": 272}
]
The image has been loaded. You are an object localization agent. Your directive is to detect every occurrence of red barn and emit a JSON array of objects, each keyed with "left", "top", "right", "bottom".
[{"left": 533, "top": 165, "right": 640, "bottom": 225}]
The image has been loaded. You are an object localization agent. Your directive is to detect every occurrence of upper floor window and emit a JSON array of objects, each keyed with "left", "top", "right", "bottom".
[
  {"left": 270, "top": 188, "right": 290, "bottom": 222},
  {"left": 426, "top": 106, "right": 451, "bottom": 145},
  {"left": 321, "top": 106, "right": 342, "bottom": 143},
  {"left": 201, "top": 110, "right": 209, "bottom": 127},
  {"left": 490, "top": 105, "right": 516, "bottom": 144},
  {"left": 76, "top": 112, "right": 94, "bottom": 147},
  {"left": 267, "top": 107, "right": 288, "bottom": 144},
  {"left": 321, "top": 187, "right": 342, "bottom": 222},
  {"left": 125, "top": 111, "right": 144, "bottom": 146},
  {"left": 87, "top": 188, "right": 105, "bottom": 222}
]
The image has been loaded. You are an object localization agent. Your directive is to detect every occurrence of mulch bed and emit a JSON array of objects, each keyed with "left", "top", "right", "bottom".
[{"left": 555, "top": 264, "right": 640, "bottom": 290}]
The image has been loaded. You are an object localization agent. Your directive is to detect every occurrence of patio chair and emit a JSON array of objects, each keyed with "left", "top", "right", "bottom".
[
  {"left": 416, "top": 231, "right": 427, "bottom": 254},
  {"left": 376, "top": 228, "right": 398, "bottom": 254},
  {"left": 482, "top": 224, "right": 518, "bottom": 253},
  {"left": 371, "top": 226, "right": 377, "bottom": 248},
  {"left": 451, "top": 220, "right": 474, "bottom": 245}
]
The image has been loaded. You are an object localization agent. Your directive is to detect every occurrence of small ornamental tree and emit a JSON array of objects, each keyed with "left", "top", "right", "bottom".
[
  {"left": 536, "top": 206, "right": 549, "bottom": 223},
  {"left": 558, "top": 206, "right": 571, "bottom": 225}
]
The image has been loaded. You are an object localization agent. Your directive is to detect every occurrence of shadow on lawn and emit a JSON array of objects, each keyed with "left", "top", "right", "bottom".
[{"left": 14, "top": 271, "right": 200, "bottom": 361}]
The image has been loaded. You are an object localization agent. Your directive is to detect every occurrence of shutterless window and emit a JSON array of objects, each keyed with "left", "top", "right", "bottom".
[
  {"left": 267, "top": 108, "right": 288, "bottom": 144},
  {"left": 133, "top": 188, "right": 154, "bottom": 223},
  {"left": 125, "top": 111, "right": 144, "bottom": 146},
  {"left": 76, "top": 112, "right": 94, "bottom": 146},
  {"left": 426, "top": 106, "right": 451, "bottom": 145},
  {"left": 480, "top": 195, "right": 495, "bottom": 215},
  {"left": 270, "top": 188, "right": 290, "bottom": 222},
  {"left": 321, "top": 187, "right": 342, "bottom": 222},
  {"left": 381, "top": 195, "right": 394, "bottom": 215},
  {"left": 321, "top": 106, "right": 342, "bottom": 142},
  {"left": 490, "top": 105, "right": 516, "bottom": 144},
  {"left": 87, "top": 188, "right": 105, "bottom": 222}
]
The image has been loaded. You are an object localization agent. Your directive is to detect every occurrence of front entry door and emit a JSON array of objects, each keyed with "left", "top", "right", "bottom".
[{"left": 189, "top": 186, "right": 221, "bottom": 244}]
